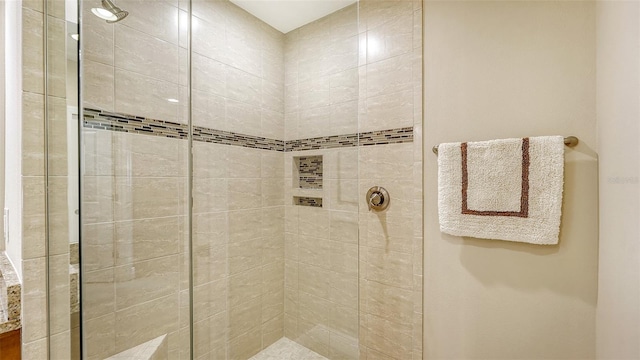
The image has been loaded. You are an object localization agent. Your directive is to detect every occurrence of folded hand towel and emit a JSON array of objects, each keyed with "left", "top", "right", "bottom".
[{"left": 438, "top": 136, "right": 565, "bottom": 245}]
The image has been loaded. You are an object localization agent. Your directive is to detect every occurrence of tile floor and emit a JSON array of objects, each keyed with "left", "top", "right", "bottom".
[{"left": 250, "top": 338, "right": 328, "bottom": 360}]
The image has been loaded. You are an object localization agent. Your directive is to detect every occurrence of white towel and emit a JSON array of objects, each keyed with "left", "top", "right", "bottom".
[{"left": 438, "top": 136, "right": 565, "bottom": 245}]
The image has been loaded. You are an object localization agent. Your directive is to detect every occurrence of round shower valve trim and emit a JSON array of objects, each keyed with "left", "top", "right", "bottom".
[{"left": 366, "top": 186, "right": 390, "bottom": 211}]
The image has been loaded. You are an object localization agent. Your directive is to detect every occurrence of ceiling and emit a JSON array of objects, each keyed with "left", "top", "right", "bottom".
[{"left": 228, "top": 0, "right": 357, "bottom": 34}]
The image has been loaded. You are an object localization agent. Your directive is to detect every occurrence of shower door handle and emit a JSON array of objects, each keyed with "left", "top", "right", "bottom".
[{"left": 366, "top": 186, "right": 389, "bottom": 211}]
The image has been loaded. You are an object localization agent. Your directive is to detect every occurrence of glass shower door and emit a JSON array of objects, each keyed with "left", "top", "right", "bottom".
[{"left": 80, "top": 0, "right": 191, "bottom": 358}]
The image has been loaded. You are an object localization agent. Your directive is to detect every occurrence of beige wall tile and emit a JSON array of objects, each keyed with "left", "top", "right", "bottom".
[
  {"left": 329, "top": 332, "right": 359, "bottom": 360},
  {"left": 298, "top": 263, "right": 330, "bottom": 299},
  {"left": 298, "top": 207, "right": 330, "bottom": 239},
  {"left": 22, "top": 257, "right": 47, "bottom": 343},
  {"left": 262, "top": 109, "right": 285, "bottom": 141},
  {"left": 115, "top": 216, "right": 184, "bottom": 265},
  {"left": 83, "top": 60, "right": 115, "bottom": 112},
  {"left": 192, "top": 89, "right": 225, "bottom": 129},
  {"left": 228, "top": 178, "right": 262, "bottom": 210},
  {"left": 48, "top": 254, "right": 71, "bottom": 335},
  {"left": 262, "top": 280, "right": 284, "bottom": 322},
  {"left": 362, "top": 89, "right": 414, "bottom": 132},
  {"left": 330, "top": 210, "right": 358, "bottom": 244},
  {"left": 49, "top": 330, "right": 71, "bottom": 359},
  {"left": 22, "top": 338, "right": 48, "bottom": 360},
  {"left": 363, "top": 246, "right": 413, "bottom": 290},
  {"left": 262, "top": 235, "right": 284, "bottom": 265},
  {"left": 366, "top": 52, "right": 413, "bottom": 99},
  {"left": 298, "top": 235, "right": 331, "bottom": 269},
  {"left": 192, "top": 212, "right": 228, "bottom": 250},
  {"left": 115, "top": 293, "right": 180, "bottom": 353},
  {"left": 22, "top": 92, "right": 44, "bottom": 176},
  {"left": 329, "top": 273, "right": 358, "bottom": 308},
  {"left": 113, "top": 177, "right": 187, "bottom": 220},
  {"left": 21, "top": 176, "right": 45, "bottom": 259},
  {"left": 359, "top": 212, "right": 414, "bottom": 253},
  {"left": 114, "top": 68, "right": 184, "bottom": 123},
  {"left": 82, "top": 3, "right": 114, "bottom": 65},
  {"left": 193, "top": 178, "right": 228, "bottom": 213},
  {"left": 193, "top": 143, "right": 228, "bottom": 178},
  {"left": 228, "top": 267, "right": 262, "bottom": 307},
  {"left": 22, "top": 9, "right": 44, "bottom": 94},
  {"left": 83, "top": 267, "right": 115, "bottom": 321},
  {"left": 228, "top": 147, "right": 262, "bottom": 178},
  {"left": 361, "top": 280, "right": 413, "bottom": 325},
  {"left": 193, "top": 278, "right": 227, "bottom": 319},
  {"left": 228, "top": 237, "right": 262, "bottom": 274},
  {"left": 192, "top": 244, "right": 228, "bottom": 286},
  {"left": 84, "top": 312, "right": 117, "bottom": 359},
  {"left": 361, "top": 313, "right": 412, "bottom": 360},
  {"left": 329, "top": 304, "right": 358, "bottom": 339},
  {"left": 262, "top": 314, "right": 284, "bottom": 349},
  {"left": 115, "top": 24, "right": 180, "bottom": 83},
  {"left": 360, "top": 0, "right": 413, "bottom": 32},
  {"left": 297, "top": 318, "right": 330, "bottom": 357},
  {"left": 192, "top": 15, "right": 226, "bottom": 63},
  {"left": 228, "top": 325, "right": 261, "bottom": 360},
  {"left": 114, "top": 133, "right": 188, "bottom": 177},
  {"left": 284, "top": 260, "right": 299, "bottom": 292},
  {"left": 46, "top": 98, "right": 69, "bottom": 177},
  {"left": 299, "top": 292, "right": 330, "bottom": 328},
  {"left": 114, "top": 255, "right": 180, "bottom": 309},
  {"left": 228, "top": 209, "right": 263, "bottom": 242},
  {"left": 228, "top": 296, "right": 262, "bottom": 339},
  {"left": 117, "top": 0, "right": 180, "bottom": 45},
  {"left": 366, "top": 12, "right": 413, "bottom": 64}
]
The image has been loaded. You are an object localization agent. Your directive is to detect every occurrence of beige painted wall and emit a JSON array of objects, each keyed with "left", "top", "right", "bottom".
[
  {"left": 595, "top": 1, "right": 640, "bottom": 358},
  {"left": 423, "top": 1, "right": 598, "bottom": 358}
]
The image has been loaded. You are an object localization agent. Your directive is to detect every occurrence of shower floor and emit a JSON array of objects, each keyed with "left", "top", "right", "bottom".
[{"left": 250, "top": 338, "right": 328, "bottom": 360}]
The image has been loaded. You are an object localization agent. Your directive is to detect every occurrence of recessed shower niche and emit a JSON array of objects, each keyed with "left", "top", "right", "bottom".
[{"left": 292, "top": 155, "right": 323, "bottom": 207}]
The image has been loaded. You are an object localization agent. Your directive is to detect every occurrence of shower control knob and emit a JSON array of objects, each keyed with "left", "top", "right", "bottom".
[
  {"left": 366, "top": 186, "right": 390, "bottom": 211},
  {"left": 370, "top": 192, "right": 383, "bottom": 206}
]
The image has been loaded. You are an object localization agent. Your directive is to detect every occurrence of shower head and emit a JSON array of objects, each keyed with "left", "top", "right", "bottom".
[{"left": 91, "top": 0, "right": 128, "bottom": 23}]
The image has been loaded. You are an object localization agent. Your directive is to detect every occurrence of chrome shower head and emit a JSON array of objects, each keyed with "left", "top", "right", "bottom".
[
  {"left": 102, "top": 0, "right": 128, "bottom": 23},
  {"left": 91, "top": 0, "right": 128, "bottom": 23}
]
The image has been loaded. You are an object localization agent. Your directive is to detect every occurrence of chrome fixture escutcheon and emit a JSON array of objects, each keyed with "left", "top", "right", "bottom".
[{"left": 366, "top": 186, "right": 390, "bottom": 211}]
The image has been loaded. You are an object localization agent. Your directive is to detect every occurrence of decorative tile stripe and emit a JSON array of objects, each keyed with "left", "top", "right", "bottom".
[
  {"left": 83, "top": 108, "right": 189, "bottom": 139},
  {"left": 83, "top": 109, "right": 413, "bottom": 152},
  {"left": 285, "top": 134, "right": 359, "bottom": 151},
  {"left": 193, "top": 126, "right": 284, "bottom": 151},
  {"left": 358, "top": 127, "right": 414, "bottom": 146},
  {"left": 285, "top": 127, "right": 413, "bottom": 151},
  {"left": 297, "top": 156, "right": 323, "bottom": 189},
  {"left": 294, "top": 196, "right": 323, "bottom": 208}
]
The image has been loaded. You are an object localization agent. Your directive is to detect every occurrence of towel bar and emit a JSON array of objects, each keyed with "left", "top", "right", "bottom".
[{"left": 431, "top": 136, "right": 579, "bottom": 155}]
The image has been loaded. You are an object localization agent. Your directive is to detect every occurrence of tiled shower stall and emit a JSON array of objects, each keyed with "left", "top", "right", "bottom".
[{"left": 21, "top": 0, "right": 423, "bottom": 358}]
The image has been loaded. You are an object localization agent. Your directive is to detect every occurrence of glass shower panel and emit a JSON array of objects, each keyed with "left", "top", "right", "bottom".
[
  {"left": 190, "top": 1, "right": 288, "bottom": 358},
  {"left": 191, "top": 1, "right": 361, "bottom": 358},
  {"left": 356, "top": 0, "right": 423, "bottom": 358},
  {"left": 80, "top": 0, "right": 191, "bottom": 358},
  {"left": 45, "top": 0, "right": 79, "bottom": 357},
  {"left": 282, "top": 4, "right": 361, "bottom": 359}
]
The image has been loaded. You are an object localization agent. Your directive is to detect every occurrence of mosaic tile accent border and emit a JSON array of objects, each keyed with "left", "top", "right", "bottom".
[
  {"left": 83, "top": 109, "right": 413, "bottom": 152},
  {"left": 193, "top": 126, "right": 284, "bottom": 151},
  {"left": 83, "top": 108, "right": 188, "bottom": 139},
  {"left": 284, "top": 127, "right": 413, "bottom": 151},
  {"left": 296, "top": 156, "right": 323, "bottom": 189},
  {"left": 294, "top": 196, "right": 323, "bottom": 208}
]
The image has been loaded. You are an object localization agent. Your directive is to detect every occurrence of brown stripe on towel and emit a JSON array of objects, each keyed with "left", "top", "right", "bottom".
[{"left": 461, "top": 138, "right": 530, "bottom": 217}]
